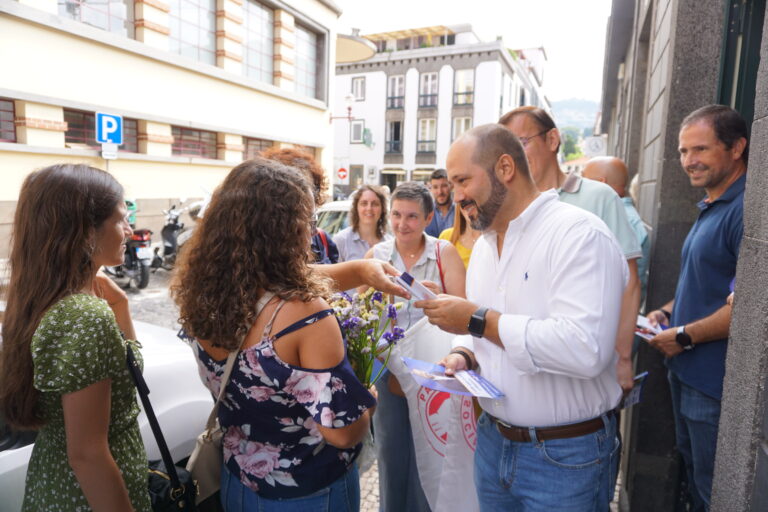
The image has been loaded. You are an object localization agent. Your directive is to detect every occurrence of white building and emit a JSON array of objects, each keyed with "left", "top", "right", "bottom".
[
  {"left": 0, "top": 0, "right": 377, "bottom": 256},
  {"left": 332, "top": 24, "right": 550, "bottom": 192}
]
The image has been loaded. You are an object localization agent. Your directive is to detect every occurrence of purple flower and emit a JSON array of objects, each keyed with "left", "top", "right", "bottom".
[
  {"left": 366, "top": 328, "right": 374, "bottom": 336},
  {"left": 382, "top": 327, "right": 404, "bottom": 344},
  {"left": 372, "top": 291, "right": 383, "bottom": 303},
  {"left": 393, "top": 327, "right": 405, "bottom": 340},
  {"left": 387, "top": 304, "right": 397, "bottom": 319}
]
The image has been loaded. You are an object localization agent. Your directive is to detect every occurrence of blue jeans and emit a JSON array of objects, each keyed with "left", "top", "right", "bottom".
[
  {"left": 668, "top": 372, "right": 721, "bottom": 511},
  {"left": 372, "top": 374, "right": 431, "bottom": 512},
  {"left": 474, "top": 412, "right": 619, "bottom": 511},
  {"left": 220, "top": 463, "right": 360, "bottom": 512}
]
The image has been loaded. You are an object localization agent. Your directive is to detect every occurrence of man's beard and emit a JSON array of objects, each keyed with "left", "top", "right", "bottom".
[
  {"left": 436, "top": 193, "right": 452, "bottom": 207},
  {"left": 461, "top": 171, "right": 506, "bottom": 231}
]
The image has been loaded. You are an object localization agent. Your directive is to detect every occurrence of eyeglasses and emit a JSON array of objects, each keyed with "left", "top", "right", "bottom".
[{"left": 518, "top": 129, "right": 551, "bottom": 148}]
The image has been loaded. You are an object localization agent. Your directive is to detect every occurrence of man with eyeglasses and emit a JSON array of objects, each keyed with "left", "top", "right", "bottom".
[{"left": 499, "top": 107, "right": 642, "bottom": 398}]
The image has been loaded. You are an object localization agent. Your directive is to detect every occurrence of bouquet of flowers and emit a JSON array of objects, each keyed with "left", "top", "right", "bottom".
[{"left": 330, "top": 288, "right": 405, "bottom": 387}]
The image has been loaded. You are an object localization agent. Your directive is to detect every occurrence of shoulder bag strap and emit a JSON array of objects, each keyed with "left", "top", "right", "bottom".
[
  {"left": 126, "top": 345, "right": 183, "bottom": 490},
  {"left": 435, "top": 241, "right": 446, "bottom": 293},
  {"left": 202, "top": 291, "right": 275, "bottom": 432}
]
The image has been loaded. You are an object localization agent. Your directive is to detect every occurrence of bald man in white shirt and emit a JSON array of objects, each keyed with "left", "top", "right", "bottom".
[{"left": 417, "top": 124, "right": 627, "bottom": 511}]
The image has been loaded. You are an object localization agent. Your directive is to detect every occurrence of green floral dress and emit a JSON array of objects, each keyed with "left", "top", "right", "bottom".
[{"left": 22, "top": 294, "right": 151, "bottom": 511}]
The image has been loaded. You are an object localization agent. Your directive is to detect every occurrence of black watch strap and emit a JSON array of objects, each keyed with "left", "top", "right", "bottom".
[{"left": 468, "top": 307, "right": 489, "bottom": 338}]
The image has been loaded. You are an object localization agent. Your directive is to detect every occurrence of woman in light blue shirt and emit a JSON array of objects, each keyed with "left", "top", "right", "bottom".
[{"left": 333, "top": 185, "right": 392, "bottom": 262}]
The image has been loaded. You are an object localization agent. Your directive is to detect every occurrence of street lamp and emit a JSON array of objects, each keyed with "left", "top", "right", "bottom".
[{"left": 329, "top": 93, "right": 356, "bottom": 123}]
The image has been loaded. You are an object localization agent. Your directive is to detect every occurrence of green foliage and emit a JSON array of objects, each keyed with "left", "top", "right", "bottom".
[{"left": 561, "top": 125, "right": 583, "bottom": 161}]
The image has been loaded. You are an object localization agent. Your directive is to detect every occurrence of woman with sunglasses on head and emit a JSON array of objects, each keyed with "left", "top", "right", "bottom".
[{"left": 0, "top": 164, "right": 151, "bottom": 511}]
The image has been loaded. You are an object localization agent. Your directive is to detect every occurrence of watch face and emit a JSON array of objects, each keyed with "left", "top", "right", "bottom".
[{"left": 676, "top": 331, "right": 693, "bottom": 347}]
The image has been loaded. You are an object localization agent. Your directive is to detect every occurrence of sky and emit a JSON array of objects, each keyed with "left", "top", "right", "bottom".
[{"left": 337, "top": 0, "right": 612, "bottom": 104}]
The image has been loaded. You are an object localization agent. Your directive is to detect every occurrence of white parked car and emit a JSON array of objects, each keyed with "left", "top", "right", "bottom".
[
  {"left": 316, "top": 200, "right": 351, "bottom": 236},
  {"left": 0, "top": 320, "right": 213, "bottom": 512}
]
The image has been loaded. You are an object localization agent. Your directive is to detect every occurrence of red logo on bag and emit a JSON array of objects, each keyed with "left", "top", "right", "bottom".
[
  {"left": 417, "top": 388, "right": 478, "bottom": 456},
  {"left": 460, "top": 396, "right": 478, "bottom": 451}
]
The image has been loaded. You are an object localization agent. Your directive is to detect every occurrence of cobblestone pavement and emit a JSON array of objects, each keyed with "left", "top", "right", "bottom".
[{"left": 124, "top": 270, "right": 383, "bottom": 511}]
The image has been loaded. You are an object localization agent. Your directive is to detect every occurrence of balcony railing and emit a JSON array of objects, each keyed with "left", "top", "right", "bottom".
[
  {"left": 386, "top": 140, "right": 402, "bottom": 154},
  {"left": 387, "top": 96, "right": 404, "bottom": 109},
  {"left": 453, "top": 91, "right": 474, "bottom": 105},
  {"left": 419, "top": 94, "right": 438, "bottom": 107},
  {"left": 416, "top": 140, "right": 436, "bottom": 153}
]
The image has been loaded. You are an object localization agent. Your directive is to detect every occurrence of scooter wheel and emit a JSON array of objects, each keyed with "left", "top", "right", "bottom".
[{"left": 136, "top": 261, "right": 151, "bottom": 289}]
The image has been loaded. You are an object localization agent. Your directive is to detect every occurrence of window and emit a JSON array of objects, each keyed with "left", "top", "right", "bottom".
[
  {"left": 244, "top": 137, "right": 273, "bottom": 159},
  {"left": 387, "top": 75, "right": 404, "bottom": 109},
  {"left": 168, "top": 0, "right": 216, "bottom": 65},
  {"left": 64, "top": 109, "right": 98, "bottom": 148},
  {"left": 454, "top": 69, "right": 474, "bottom": 105},
  {"left": 0, "top": 99, "right": 15, "bottom": 143},
  {"left": 58, "top": 0, "right": 134, "bottom": 37},
  {"left": 352, "top": 77, "right": 366, "bottom": 101},
  {"left": 171, "top": 126, "right": 217, "bottom": 158},
  {"left": 386, "top": 120, "right": 402, "bottom": 153},
  {"left": 295, "top": 25, "right": 319, "bottom": 99},
  {"left": 122, "top": 118, "right": 139, "bottom": 153},
  {"left": 437, "top": 34, "right": 455, "bottom": 46},
  {"left": 417, "top": 118, "right": 436, "bottom": 153},
  {"left": 419, "top": 72, "right": 438, "bottom": 107},
  {"left": 243, "top": 0, "right": 274, "bottom": 84},
  {"left": 64, "top": 110, "right": 138, "bottom": 151},
  {"left": 350, "top": 120, "right": 365, "bottom": 143},
  {"left": 453, "top": 117, "right": 472, "bottom": 140},
  {"left": 396, "top": 38, "right": 411, "bottom": 51}
]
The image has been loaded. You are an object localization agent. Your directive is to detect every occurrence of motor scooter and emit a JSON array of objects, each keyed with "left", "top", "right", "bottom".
[
  {"left": 104, "top": 200, "right": 153, "bottom": 289},
  {"left": 152, "top": 204, "right": 186, "bottom": 271}
]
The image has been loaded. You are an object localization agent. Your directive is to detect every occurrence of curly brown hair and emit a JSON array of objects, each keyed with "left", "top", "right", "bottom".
[
  {"left": 260, "top": 146, "right": 327, "bottom": 206},
  {"left": 171, "top": 158, "right": 331, "bottom": 350},
  {"left": 350, "top": 185, "right": 388, "bottom": 240}
]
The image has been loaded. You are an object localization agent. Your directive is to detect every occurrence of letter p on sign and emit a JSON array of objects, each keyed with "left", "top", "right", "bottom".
[{"left": 96, "top": 113, "right": 123, "bottom": 145}]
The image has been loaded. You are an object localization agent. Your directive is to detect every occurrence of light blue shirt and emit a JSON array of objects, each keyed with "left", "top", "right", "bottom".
[
  {"left": 333, "top": 226, "right": 392, "bottom": 263},
  {"left": 622, "top": 197, "right": 649, "bottom": 300},
  {"left": 425, "top": 202, "right": 455, "bottom": 238}
]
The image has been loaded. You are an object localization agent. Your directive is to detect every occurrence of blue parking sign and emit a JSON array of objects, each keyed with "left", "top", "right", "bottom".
[{"left": 96, "top": 113, "right": 123, "bottom": 145}]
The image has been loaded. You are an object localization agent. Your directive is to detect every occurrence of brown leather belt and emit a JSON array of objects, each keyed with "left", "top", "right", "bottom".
[{"left": 488, "top": 410, "right": 614, "bottom": 443}]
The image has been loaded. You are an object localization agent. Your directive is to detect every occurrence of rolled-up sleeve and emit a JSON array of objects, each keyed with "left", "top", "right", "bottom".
[{"left": 498, "top": 226, "right": 627, "bottom": 379}]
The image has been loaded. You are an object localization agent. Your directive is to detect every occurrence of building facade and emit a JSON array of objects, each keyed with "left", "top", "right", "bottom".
[
  {"left": 332, "top": 24, "right": 549, "bottom": 193},
  {"left": 599, "top": 0, "right": 768, "bottom": 510},
  {"left": 0, "top": 0, "right": 342, "bottom": 254}
]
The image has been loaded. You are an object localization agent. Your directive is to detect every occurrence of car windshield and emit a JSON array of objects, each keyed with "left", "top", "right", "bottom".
[{"left": 317, "top": 210, "right": 349, "bottom": 236}]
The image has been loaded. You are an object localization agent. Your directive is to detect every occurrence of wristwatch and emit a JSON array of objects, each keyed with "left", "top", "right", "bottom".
[
  {"left": 467, "top": 307, "right": 489, "bottom": 338},
  {"left": 675, "top": 325, "right": 694, "bottom": 350}
]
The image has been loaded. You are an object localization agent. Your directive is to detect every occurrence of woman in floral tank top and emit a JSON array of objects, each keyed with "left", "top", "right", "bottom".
[{"left": 172, "top": 158, "right": 376, "bottom": 511}]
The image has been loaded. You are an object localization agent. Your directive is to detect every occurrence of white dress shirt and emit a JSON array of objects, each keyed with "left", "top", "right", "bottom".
[{"left": 454, "top": 190, "right": 626, "bottom": 427}]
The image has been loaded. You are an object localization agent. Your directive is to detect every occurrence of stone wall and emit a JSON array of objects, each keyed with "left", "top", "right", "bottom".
[{"left": 711, "top": 6, "right": 768, "bottom": 509}]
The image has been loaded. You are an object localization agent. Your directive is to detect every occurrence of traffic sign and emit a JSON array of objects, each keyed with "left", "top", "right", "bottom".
[
  {"left": 337, "top": 167, "right": 349, "bottom": 185},
  {"left": 96, "top": 112, "right": 123, "bottom": 145}
]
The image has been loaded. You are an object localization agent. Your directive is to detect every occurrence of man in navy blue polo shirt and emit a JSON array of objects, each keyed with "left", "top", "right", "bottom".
[{"left": 647, "top": 105, "right": 748, "bottom": 511}]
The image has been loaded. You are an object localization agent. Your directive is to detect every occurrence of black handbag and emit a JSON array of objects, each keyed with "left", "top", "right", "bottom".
[{"left": 126, "top": 346, "right": 199, "bottom": 511}]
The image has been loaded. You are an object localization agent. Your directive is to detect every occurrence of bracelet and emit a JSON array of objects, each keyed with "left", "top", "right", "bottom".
[
  {"left": 450, "top": 349, "right": 473, "bottom": 371},
  {"left": 660, "top": 308, "right": 672, "bottom": 321}
]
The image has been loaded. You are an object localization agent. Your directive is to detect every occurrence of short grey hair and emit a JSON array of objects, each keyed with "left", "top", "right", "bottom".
[{"left": 391, "top": 181, "right": 434, "bottom": 218}]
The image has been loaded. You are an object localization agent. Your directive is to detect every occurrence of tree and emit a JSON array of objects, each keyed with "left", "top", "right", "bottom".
[{"left": 560, "top": 126, "right": 583, "bottom": 161}]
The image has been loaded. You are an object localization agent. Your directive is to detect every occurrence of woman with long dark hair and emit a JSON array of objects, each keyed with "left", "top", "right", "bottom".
[
  {"left": 0, "top": 164, "right": 150, "bottom": 511},
  {"left": 172, "top": 158, "right": 376, "bottom": 511}
]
